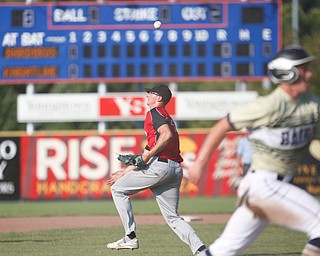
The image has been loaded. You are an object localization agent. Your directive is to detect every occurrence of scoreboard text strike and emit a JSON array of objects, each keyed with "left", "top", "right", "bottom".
[{"left": 0, "top": 1, "right": 281, "bottom": 84}]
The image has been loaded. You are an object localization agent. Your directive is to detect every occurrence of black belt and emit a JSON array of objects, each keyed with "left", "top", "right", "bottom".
[
  {"left": 158, "top": 157, "right": 168, "bottom": 163},
  {"left": 251, "top": 170, "right": 291, "bottom": 182},
  {"left": 277, "top": 174, "right": 293, "bottom": 183}
]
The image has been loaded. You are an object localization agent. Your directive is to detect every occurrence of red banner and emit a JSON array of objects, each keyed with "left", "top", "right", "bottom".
[
  {"left": 99, "top": 96, "right": 176, "bottom": 117},
  {"left": 20, "top": 132, "right": 241, "bottom": 200}
]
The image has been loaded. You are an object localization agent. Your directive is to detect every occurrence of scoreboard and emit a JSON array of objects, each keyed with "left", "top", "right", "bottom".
[{"left": 0, "top": 1, "right": 281, "bottom": 84}]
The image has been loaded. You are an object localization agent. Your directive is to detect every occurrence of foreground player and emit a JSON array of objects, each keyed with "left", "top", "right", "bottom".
[
  {"left": 106, "top": 84, "right": 206, "bottom": 255},
  {"left": 189, "top": 45, "right": 320, "bottom": 256}
]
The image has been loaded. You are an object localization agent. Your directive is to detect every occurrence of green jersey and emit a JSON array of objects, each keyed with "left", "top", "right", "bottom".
[{"left": 228, "top": 87, "right": 320, "bottom": 175}]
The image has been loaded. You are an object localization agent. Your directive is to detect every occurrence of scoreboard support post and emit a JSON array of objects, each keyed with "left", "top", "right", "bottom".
[
  {"left": 26, "top": 83, "right": 35, "bottom": 135},
  {"left": 97, "top": 82, "right": 107, "bottom": 134}
]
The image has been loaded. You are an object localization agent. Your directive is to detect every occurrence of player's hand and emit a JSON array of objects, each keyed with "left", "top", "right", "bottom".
[
  {"left": 140, "top": 153, "right": 150, "bottom": 166},
  {"left": 106, "top": 171, "right": 125, "bottom": 186},
  {"left": 187, "top": 162, "right": 204, "bottom": 183}
]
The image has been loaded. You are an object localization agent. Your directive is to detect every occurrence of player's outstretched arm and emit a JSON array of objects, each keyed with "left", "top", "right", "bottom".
[
  {"left": 106, "top": 165, "right": 136, "bottom": 186},
  {"left": 188, "top": 117, "right": 232, "bottom": 183}
]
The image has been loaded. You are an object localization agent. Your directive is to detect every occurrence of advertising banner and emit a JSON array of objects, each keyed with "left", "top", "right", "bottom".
[
  {"left": 176, "top": 91, "right": 258, "bottom": 120},
  {"left": 99, "top": 94, "right": 176, "bottom": 120},
  {"left": 20, "top": 132, "right": 242, "bottom": 200},
  {"left": 11, "top": 132, "right": 320, "bottom": 200},
  {"left": 0, "top": 137, "right": 20, "bottom": 200},
  {"left": 17, "top": 94, "right": 98, "bottom": 122},
  {"left": 17, "top": 91, "right": 257, "bottom": 122},
  {"left": 293, "top": 140, "right": 320, "bottom": 194}
]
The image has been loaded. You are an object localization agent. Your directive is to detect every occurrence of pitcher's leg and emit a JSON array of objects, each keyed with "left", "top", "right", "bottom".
[
  {"left": 111, "top": 177, "right": 137, "bottom": 235},
  {"left": 111, "top": 164, "right": 169, "bottom": 235},
  {"left": 152, "top": 167, "right": 205, "bottom": 255},
  {"left": 154, "top": 188, "right": 205, "bottom": 254}
]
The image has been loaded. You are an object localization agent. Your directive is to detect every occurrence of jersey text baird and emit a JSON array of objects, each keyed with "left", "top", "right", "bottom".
[
  {"left": 280, "top": 126, "right": 314, "bottom": 148},
  {"left": 249, "top": 124, "right": 315, "bottom": 150}
]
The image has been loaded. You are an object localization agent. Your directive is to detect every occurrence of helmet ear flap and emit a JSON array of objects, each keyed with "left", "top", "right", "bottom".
[
  {"left": 268, "top": 66, "right": 299, "bottom": 84},
  {"left": 288, "top": 66, "right": 300, "bottom": 83}
]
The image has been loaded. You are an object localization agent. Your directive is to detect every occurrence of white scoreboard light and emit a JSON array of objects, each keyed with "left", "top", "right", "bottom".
[{"left": 0, "top": 1, "right": 281, "bottom": 84}]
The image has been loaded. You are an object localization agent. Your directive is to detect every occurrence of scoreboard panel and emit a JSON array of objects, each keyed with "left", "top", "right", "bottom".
[{"left": 0, "top": 1, "right": 281, "bottom": 84}]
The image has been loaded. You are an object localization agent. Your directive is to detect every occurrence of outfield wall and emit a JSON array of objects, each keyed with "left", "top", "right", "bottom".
[{"left": 0, "top": 130, "right": 319, "bottom": 200}]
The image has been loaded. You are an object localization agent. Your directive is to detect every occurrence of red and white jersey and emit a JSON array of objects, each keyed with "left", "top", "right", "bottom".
[{"left": 144, "top": 106, "right": 183, "bottom": 163}]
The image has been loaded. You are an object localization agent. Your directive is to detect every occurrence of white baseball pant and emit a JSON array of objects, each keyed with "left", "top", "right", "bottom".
[{"left": 206, "top": 169, "right": 320, "bottom": 256}]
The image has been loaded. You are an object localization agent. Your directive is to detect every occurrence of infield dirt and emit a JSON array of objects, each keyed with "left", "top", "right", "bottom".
[{"left": 0, "top": 214, "right": 231, "bottom": 233}]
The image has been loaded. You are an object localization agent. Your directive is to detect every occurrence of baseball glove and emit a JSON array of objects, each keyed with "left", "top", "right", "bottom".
[{"left": 117, "top": 154, "right": 146, "bottom": 168}]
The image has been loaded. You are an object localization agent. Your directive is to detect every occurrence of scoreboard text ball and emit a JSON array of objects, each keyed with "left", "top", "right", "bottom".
[{"left": 0, "top": 1, "right": 281, "bottom": 84}]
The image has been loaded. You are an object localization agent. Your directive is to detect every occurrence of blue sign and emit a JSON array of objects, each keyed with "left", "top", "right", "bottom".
[{"left": 0, "top": 1, "right": 281, "bottom": 84}]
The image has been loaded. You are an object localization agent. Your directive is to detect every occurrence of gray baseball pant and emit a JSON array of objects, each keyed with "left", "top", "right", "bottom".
[{"left": 111, "top": 157, "right": 204, "bottom": 254}]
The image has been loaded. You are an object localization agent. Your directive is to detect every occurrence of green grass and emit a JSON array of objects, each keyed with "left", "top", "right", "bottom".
[
  {"left": 0, "top": 224, "right": 306, "bottom": 256},
  {"left": 0, "top": 197, "right": 309, "bottom": 255},
  {"left": 0, "top": 196, "right": 238, "bottom": 217}
]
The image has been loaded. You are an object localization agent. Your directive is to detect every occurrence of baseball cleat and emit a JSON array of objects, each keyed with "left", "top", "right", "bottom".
[{"left": 107, "top": 236, "right": 139, "bottom": 250}]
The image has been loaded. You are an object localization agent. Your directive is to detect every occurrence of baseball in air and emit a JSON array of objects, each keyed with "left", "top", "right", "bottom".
[{"left": 153, "top": 20, "right": 162, "bottom": 29}]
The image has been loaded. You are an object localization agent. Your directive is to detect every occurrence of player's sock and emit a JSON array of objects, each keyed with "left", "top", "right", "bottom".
[
  {"left": 197, "top": 245, "right": 206, "bottom": 252},
  {"left": 309, "top": 238, "right": 320, "bottom": 248},
  {"left": 204, "top": 249, "right": 213, "bottom": 256},
  {"left": 127, "top": 231, "right": 136, "bottom": 239}
]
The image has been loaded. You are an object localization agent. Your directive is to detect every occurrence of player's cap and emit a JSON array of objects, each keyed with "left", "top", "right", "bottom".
[
  {"left": 268, "top": 45, "right": 316, "bottom": 84},
  {"left": 145, "top": 84, "right": 172, "bottom": 105}
]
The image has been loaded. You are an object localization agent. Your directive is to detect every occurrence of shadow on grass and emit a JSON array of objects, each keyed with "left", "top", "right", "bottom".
[
  {"left": 0, "top": 239, "right": 54, "bottom": 243},
  {"left": 243, "top": 253, "right": 300, "bottom": 256}
]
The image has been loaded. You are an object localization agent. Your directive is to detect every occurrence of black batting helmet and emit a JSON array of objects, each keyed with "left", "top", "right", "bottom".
[{"left": 268, "top": 45, "right": 316, "bottom": 84}]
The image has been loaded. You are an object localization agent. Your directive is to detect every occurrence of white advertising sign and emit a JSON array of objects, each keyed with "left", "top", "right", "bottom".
[
  {"left": 177, "top": 91, "right": 258, "bottom": 120},
  {"left": 17, "top": 94, "right": 99, "bottom": 122}
]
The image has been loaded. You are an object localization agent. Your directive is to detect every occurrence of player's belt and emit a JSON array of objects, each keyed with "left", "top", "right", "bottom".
[
  {"left": 251, "top": 170, "right": 292, "bottom": 183},
  {"left": 157, "top": 157, "right": 168, "bottom": 163}
]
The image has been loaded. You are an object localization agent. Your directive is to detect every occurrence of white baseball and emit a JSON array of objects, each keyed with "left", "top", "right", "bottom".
[{"left": 153, "top": 20, "right": 162, "bottom": 29}]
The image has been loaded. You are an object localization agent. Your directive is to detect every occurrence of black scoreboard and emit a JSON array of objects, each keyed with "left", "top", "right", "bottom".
[{"left": 0, "top": 1, "right": 281, "bottom": 84}]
